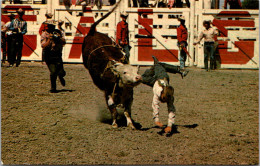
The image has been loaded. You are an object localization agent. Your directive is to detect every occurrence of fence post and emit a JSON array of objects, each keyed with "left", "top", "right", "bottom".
[
  {"left": 47, "top": 0, "right": 52, "bottom": 13},
  {"left": 189, "top": 0, "right": 195, "bottom": 66}
]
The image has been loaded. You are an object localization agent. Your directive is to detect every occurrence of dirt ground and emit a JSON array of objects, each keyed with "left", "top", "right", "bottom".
[{"left": 1, "top": 62, "right": 259, "bottom": 165}]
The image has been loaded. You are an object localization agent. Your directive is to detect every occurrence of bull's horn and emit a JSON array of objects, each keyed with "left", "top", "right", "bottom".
[{"left": 114, "top": 62, "right": 124, "bottom": 67}]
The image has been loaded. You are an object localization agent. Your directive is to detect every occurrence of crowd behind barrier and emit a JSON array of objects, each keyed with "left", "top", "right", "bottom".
[{"left": 2, "top": 0, "right": 191, "bottom": 8}]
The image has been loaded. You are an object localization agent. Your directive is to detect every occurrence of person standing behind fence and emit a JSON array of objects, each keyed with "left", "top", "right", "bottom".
[
  {"left": 116, "top": 11, "right": 130, "bottom": 62},
  {"left": 194, "top": 20, "right": 219, "bottom": 71},
  {"left": 224, "top": 0, "right": 242, "bottom": 9},
  {"left": 57, "top": 20, "right": 65, "bottom": 37},
  {"left": 5, "top": 14, "right": 16, "bottom": 66},
  {"left": 177, "top": 16, "right": 188, "bottom": 69},
  {"left": 39, "top": 13, "right": 55, "bottom": 64},
  {"left": 39, "top": 13, "right": 54, "bottom": 36},
  {"left": 8, "top": 8, "right": 27, "bottom": 67},
  {"left": 41, "top": 22, "right": 66, "bottom": 93},
  {"left": 1, "top": 21, "right": 7, "bottom": 66},
  {"left": 170, "top": 0, "right": 190, "bottom": 8}
]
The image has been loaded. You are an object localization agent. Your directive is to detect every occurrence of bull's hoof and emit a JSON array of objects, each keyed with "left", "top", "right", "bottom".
[
  {"left": 164, "top": 126, "right": 172, "bottom": 133},
  {"left": 155, "top": 121, "right": 164, "bottom": 128},
  {"left": 112, "top": 123, "right": 118, "bottom": 128},
  {"left": 128, "top": 123, "right": 136, "bottom": 130}
]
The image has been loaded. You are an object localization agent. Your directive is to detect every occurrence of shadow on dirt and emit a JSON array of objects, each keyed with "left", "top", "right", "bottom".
[
  {"left": 97, "top": 106, "right": 197, "bottom": 133},
  {"left": 140, "top": 124, "right": 198, "bottom": 137},
  {"left": 56, "top": 89, "right": 75, "bottom": 93}
]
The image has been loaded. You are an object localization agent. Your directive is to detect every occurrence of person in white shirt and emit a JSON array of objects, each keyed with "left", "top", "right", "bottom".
[{"left": 194, "top": 20, "right": 219, "bottom": 71}]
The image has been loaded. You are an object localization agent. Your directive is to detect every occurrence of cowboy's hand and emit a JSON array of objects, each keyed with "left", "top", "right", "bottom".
[{"left": 180, "top": 42, "right": 185, "bottom": 47}]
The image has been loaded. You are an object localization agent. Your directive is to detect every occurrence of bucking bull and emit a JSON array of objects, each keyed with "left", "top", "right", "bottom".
[{"left": 82, "top": 0, "right": 142, "bottom": 129}]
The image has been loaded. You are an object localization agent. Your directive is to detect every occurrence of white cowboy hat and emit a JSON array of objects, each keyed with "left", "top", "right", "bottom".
[
  {"left": 120, "top": 11, "right": 128, "bottom": 18},
  {"left": 178, "top": 16, "right": 185, "bottom": 21},
  {"left": 45, "top": 13, "right": 53, "bottom": 18},
  {"left": 58, "top": 20, "right": 64, "bottom": 25}
]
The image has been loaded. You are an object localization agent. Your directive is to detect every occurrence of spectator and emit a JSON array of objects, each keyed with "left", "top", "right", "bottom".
[
  {"left": 152, "top": 0, "right": 167, "bottom": 7},
  {"left": 170, "top": 0, "right": 190, "bottom": 8},
  {"left": 116, "top": 11, "right": 130, "bottom": 62},
  {"left": 13, "top": 0, "right": 21, "bottom": 4},
  {"left": 39, "top": 13, "right": 55, "bottom": 64},
  {"left": 224, "top": 0, "right": 242, "bottom": 9},
  {"left": 76, "top": 0, "right": 103, "bottom": 9},
  {"left": 5, "top": 14, "right": 15, "bottom": 66},
  {"left": 39, "top": 13, "right": 54, "bottom": 36},
  {"left": 57, "top": 20, "right": 65, "bottom": 38},
  {"left": 109, "top": 0, "right": 116, "bottom": 5},
  {"left": 1, "top": 21, "right": 7, "bottom": 65},
  {"left": 176, "top": 16, "right": 188, "bottom": 69},
  {"left": 142, "top": 56, "right": 188, "bottom": 134},
  {"left": 41, "top": 22, "right": 66, "bottom": 93},
  {"left": 8, "top": 8, "right": 27, "bottom": 67},
  {"left": 194, "top": 20, "right": 219, "bottom": 71}
]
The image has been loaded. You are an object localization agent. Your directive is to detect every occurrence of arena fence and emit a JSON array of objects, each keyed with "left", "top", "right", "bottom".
[{"left": 1, "top": 0, "right": 259, "bottom": 69}]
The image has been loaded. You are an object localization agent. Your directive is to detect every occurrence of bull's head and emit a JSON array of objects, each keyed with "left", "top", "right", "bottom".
[{"left": 112, "top": 63, "right": 142, "bottom": 87}]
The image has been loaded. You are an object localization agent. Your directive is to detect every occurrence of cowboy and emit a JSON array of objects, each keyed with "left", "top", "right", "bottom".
[
  {"left": 170, "top": 0, "right": 190, "bottom": 8},
  {"left": 142, "top": 56, "right": 189, "bottom": 134},
  {"left": 8, "top": 8, "right": 27, "bottom": 67},
  {"left": 177, "top": 16, "right": 188, "bottom": 69},
  {"left": 39, "top": 13, "right": 55, "bottom": 64},
  {"left": 39, "top": 13, "right": 54, "bottom": 36},
  {"left": 194, "top": 20, "right": 219, "bottom": 71},
  {"left": 5, "top": 14, "right": 16, "bottom": 66},
  {"left": 224, "top": 0, "right": 242, "bottom": 9},
  {"left": 116, "top": 11, "right": 130, "bottom": 62},
  {"left": 41, "top": 22, "right": 66, "bottom": 93},
  {"left": 1, "top": 21, "right": 7, "bottom": 65},
  {"left": 57, "top": 20, "right": 65, "bottom": 38}
]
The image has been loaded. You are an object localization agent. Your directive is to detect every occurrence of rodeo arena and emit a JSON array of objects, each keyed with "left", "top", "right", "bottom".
[{"left": 0, "top": 0, "right": 259, "bottom": 165}]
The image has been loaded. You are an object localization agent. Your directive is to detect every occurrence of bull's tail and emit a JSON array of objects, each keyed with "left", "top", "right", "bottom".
[{"left": 88, "top": 0, "right": 122, "bottom": 35}]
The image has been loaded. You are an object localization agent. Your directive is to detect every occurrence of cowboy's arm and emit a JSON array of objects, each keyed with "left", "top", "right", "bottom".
[
  {"left": 21, "top": 22, "right": 27, "bottom": 35},
  {"left": 194, "top": 31, "right": 204, "bottom": 45},
  {"left": 224, "top": 0, "right": 228, "bottom": 9},
  {"left": 116, "top": 23, "right": 122, "bottom": 44}
]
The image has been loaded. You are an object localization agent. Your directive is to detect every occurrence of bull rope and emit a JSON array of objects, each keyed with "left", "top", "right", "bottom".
[{"left": 88, "top": 44, "right": 119, "bottom": 56}]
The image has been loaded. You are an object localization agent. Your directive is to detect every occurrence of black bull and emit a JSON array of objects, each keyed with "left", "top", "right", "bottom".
[{"left": 82, "top": 0, "right": 142, "bottom": 129}]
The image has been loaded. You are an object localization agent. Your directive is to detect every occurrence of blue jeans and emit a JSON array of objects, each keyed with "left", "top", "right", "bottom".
[
  {"left": 204, "top": 42, "right": 215, "bottom": 70},
  {"left": 122, "top": 45, "right": 130, "bottom": 62},
  {"left": 178, "top": 42, "right": 187, "bottom": 69}
]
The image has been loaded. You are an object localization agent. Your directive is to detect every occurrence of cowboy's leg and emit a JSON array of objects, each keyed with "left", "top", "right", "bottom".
[
  {"left": 142, "top": 66, "right": 156, "bottom": 87},
  {"left": 152, "top": 80, "right": 163, "bottom": 127},
  {"left": 153, "top": 55, "right": 189, "bottom": 78},
  {"left": 16, "top": 35, "right": 23, "bottom": 67},
  {"left": 165, "top": 96, "right": 176, "bottom": 133},
  {"left": 154, "top": 63, "right": 169, "bottom": 82},
  {"left": 1, "top": 32, "right": 7, "bottom": 63},
  {"left": 204, "top": 44, "right": 210, "bottom": 70},
  {"left": 209, "top": 43, "right": 215, "bottom": 70},
  {"left": 180, "top": 48, "right": 186, "bottom": 69},
  {"left": 123, "top": 45, "right": 130, "bottom": 61}
]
